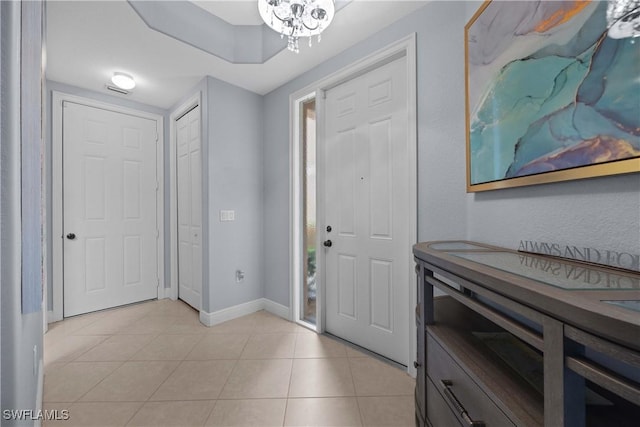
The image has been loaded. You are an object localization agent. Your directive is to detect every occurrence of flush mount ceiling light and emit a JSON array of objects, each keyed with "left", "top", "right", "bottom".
[
  {"left": 258, "top": 0, "right": 335, "bottom": 53},
  {"left": 111, "top": 72, "right": 136, "bottom": 90},
  {"left": 607, "top": 0, "right": 640, "bottom": 39}
]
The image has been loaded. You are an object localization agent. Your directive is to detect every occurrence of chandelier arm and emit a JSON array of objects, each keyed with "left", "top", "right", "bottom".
[
  {"left": 302, "top": 21, "right": 320, "bottom": 31},
  {"left": 272, "top": 9, "right": 290, "bottom": 24}
]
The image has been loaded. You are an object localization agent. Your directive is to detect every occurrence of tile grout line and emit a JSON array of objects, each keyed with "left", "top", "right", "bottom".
[
  {"left": 345, "top": 350, "right": 366, "bottom": 427},
  {"left": 44, "top": 301, "right": 415, "bottom": 426},
  {"left": 282, "top": 332, "right": 302, "bottom": 427},
  {"left": 122, "top": 318, "right": 198, "bottom": 425},
  {"left": 202, "top": 316, "right": 255, "bottom": 424}
]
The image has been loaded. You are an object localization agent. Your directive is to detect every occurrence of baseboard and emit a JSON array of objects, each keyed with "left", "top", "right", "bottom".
[
  {"left": 169, "top": 284, "right": 178, "bottom": 300},
  {"left": 261, "top": 298, "right": 291, "bottom": 320},
  {"left": 34, "top": 359, "right": 43, "bottom": 427},
  {"left": 199, "top": 299, "right": 265, "bottom": 327},
  {"left": 47, "top": 310, "right": 61, "bottom": 324},
  {"left": 157, "top": 286, "right": 169, "bottom": 300},
  {"left": 199, "top": 298, "right": 291, "bottom": 327}
]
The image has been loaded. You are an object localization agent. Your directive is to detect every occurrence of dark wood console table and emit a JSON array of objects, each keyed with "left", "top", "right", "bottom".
[{"left": 413, "top": 241, "right": 640, "bottom": 427}]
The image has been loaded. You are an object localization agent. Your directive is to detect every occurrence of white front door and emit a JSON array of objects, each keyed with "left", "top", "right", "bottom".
[
  {"left": 63, "top": 102, "right": 159, "bottom": 317},
  {"left": 176, "top": 106, "right": 202, "bottom": 310},
  {"left": 324, "top": 57, "right": 410, "bottom": 364}
]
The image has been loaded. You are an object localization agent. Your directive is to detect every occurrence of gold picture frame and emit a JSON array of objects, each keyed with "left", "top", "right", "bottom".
[{"left": 465, "top": 0, "right": 640, "bottom": 192}]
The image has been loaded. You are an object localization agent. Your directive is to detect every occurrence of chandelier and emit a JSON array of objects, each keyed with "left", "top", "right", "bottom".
[
  {"left": 606, "top": 0, "right": 640, "bottom": 39},
  {"left": 258, "top": 0, "right": 335, "bottom": 53}
]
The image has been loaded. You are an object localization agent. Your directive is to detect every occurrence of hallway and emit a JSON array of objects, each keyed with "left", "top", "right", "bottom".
[{"left": 43, "top": 299, "right": 414, "bottom": 426}]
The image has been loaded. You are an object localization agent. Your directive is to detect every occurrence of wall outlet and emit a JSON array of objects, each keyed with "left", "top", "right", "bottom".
[{"left": 235, "top": 270, "right": 245, "bottom": 283}]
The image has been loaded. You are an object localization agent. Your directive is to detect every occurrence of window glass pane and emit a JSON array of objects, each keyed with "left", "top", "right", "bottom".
[{"left": 302, "top": 100, "right": 316, "bottom": 324}]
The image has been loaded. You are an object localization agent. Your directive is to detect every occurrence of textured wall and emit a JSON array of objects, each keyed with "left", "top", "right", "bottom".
[
  {"left": 466, "top": 174, "right": 640, "bottom": 255},
  {"left": 462, "top": 2, "right": 640, "bottom": 256}
]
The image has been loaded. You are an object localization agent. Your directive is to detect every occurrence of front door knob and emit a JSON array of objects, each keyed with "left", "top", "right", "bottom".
[
  {"left": 323, "top": 240, "right": 332, "bottom": 247},
  {"left": 66, "top": 233, "right": 76, "bottom": 240}
]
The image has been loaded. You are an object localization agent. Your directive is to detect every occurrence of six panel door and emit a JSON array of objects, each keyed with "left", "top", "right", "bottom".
[
  {"left": 324, "top": 56, "right": 411, "bottom": 364},
  {"left": 63, "top": 102, "right": 159, "bottom": 317}
]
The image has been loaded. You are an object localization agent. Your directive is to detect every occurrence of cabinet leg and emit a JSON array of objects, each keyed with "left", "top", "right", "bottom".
[{"left": 543, "top": 317, "right": 585, "bottom": 427}]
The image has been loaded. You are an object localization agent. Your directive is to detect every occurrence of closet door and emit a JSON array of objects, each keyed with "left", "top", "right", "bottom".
[{"left": 176, "top": 105, "right": 202, "bottom": 310}]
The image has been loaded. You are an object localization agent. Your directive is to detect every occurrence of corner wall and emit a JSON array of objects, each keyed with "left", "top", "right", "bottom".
[
  {"left": 205, "top": 76, "right": 265, "bottom": 313},
  {"left": 167, "top": 76, "right": 265, "bottom": 316}
]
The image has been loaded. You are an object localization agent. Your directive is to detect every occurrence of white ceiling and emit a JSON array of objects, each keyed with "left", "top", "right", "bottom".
[
  {"left": 46, "top": 0, "right": 428, "bottom": 109},
  {"left": 192, "top": 0, "right": 264, "bottom": 25}
]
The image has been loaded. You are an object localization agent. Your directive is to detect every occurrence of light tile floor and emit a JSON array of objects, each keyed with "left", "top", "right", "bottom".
[{"left": 43, "top": 299, "right": 415, "bottom": 427}]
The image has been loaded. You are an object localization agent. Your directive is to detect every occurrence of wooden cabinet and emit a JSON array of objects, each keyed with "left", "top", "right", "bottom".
[{"left": 413, "top": 241, "right": 640, "bottom": 427}]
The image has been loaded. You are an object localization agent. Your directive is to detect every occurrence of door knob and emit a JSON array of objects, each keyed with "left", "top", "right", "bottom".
[
  {"left": 323, "top": 240, "right": 332, "bottom": 247},
  {"left": 66, "top": 233, "right": 76, "bottom": 240}
]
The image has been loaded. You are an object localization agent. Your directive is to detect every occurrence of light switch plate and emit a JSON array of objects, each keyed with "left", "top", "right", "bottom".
[{"left": 220, "top": 210, "right": 235, "bottom": 222}]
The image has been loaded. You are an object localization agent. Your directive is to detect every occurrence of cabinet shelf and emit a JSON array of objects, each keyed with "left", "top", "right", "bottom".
[
  {"left": 414, "top": 241, "right": 640, "bottom": 427},
  {"left": 429, "top": 296, "right": 544, "bottom": 427}
]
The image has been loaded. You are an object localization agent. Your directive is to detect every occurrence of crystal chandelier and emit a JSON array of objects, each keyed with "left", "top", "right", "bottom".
[
  {"left": 607, "top": 0, "right": 640, "bottom": 39},
  {"left": 258, "top": 0, "right": 335, "bottom": 53}
]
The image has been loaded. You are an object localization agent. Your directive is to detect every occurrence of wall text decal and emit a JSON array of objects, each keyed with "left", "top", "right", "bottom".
[{"left": 518, "top": 240, "right": 639, "bottom": 272}]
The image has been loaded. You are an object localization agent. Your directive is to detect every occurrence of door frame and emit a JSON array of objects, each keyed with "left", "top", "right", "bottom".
[
  {"left": 168, "top": 93, "right": 203, "bottom": 306},
  {"left": 51, "top": 91, "right": 165, "bottom": 322},
  {"left": 289, "top": 34, "right": 418, "bottom": 374},
  {"left": 290, "top": 90, "right": 318, "bottom": 330}
]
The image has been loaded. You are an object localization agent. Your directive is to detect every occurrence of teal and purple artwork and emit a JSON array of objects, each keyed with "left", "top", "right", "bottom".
[{"left": 465, "top": 0, "right": 640, "bottom": 191}]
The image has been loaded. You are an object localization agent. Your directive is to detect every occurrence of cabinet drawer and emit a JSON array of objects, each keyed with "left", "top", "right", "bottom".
[
  {"left": 427, "top": 377, "right": 463, "bottom": 427},
  {"left": 428, "top": 332, "right": 516, "bottom": 427}
]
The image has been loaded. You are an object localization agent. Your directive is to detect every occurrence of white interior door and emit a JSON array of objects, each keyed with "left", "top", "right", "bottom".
[
  {"left": 63, "top": 102, "right": 159, "bottom": 317},
  {"left": 176, "top": 106, "right": 202, "bottom": 310},
  {"left": 324, "top": 57, "right": 410, "bottom": 364}
]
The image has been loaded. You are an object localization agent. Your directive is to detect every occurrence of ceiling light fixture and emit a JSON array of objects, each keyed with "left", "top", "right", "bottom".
[
  {"left": 607, "top": 0, "right": 640, "bottom": 39},
  {"left": 258, "top": 0, "right": 335, "bottom": 53},
  {"left": 111, "top": 72, "right": 136, "bottom": 90}
]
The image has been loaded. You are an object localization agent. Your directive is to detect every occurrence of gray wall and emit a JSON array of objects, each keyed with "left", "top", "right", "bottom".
[
  {"left": 460, "top": 3, "right": 640, "bottom": 255},
  {"left": 205, "top": 76, "right": 264, "bottom": 312},
  {"left": 262, "top": 0, "right": 640, "bottom": 308},
  {"left": 1, "top": 1, "right": 44, "bottom": 421},
  {"left": 167, "top": 76, "right": 265, "bottom": 314},
  {"left": 262, "top": 1, "right": 471, "bottom": 306},
  {"left": 466, "top": 175, "right": 640, "bottom": 255},
  {"left": 44, "top": 81, "right": 168, "bottom": 311},
  {"left": 46, "top": 75, "right": 265, "bottom": 317}
]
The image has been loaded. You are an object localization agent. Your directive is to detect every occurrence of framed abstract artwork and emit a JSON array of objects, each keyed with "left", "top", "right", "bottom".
[{"left": 465, "top": 0, "right": 640, "bottom": 192}]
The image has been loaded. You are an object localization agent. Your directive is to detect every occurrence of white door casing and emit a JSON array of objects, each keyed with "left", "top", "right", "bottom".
[
  {"left": 324, "top": 56, "right": 410, "bottom": 364},
  {"left": 176, "top": 105, "right": 203, "bottom": 310},
  {"left": 62, "top": 101, "right": 159, "bottom": 317}
]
